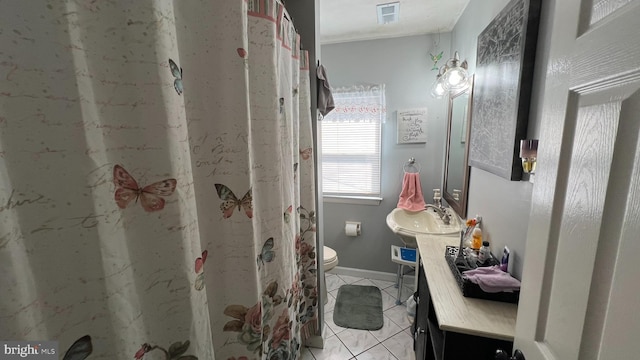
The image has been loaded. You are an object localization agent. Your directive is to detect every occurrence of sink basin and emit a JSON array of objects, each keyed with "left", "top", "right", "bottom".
[{"left": 386, "top": 207, "right": 462, "bottom": 247}]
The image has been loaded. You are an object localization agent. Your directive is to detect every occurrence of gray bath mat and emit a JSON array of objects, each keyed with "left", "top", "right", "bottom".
[{"left": 333, "top": 285, "right": 383, "bottom": 330}]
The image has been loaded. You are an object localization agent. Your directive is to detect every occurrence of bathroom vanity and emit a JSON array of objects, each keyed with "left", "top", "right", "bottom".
[{"left": 413, "top": 235, "right": 518, "bottom": 360}]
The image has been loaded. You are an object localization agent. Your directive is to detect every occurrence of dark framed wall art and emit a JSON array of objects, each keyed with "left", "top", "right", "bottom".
[{"left": 468, "top": 0, "right": 541, "bottom": 181}]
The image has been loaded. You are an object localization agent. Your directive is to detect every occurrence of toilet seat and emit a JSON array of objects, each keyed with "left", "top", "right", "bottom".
[
  {"left": 323, "top": 246, "right": 338, "bottom": 270},
  {"left": 322, "top": 246, "right": 339, "bottom": 305}
]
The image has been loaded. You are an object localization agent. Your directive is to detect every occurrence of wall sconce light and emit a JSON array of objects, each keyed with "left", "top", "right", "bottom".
[
  {"left": 442, "top": 51, "right": 469, "bottom": 91},
  {"left": 430, "top": 51, "right": 470, "bottom": 98},
  {"left": 520, "top": 139, "right": 538, "bottom": 174}
]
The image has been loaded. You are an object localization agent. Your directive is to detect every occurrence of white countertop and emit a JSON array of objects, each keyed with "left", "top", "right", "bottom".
[{"left": 416, "top": 234, "right": 518, "bottom": 341}]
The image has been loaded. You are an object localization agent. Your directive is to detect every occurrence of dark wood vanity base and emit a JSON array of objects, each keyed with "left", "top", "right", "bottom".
[{"left": 414, "top": 235, "right": 518, "bottom": 360}]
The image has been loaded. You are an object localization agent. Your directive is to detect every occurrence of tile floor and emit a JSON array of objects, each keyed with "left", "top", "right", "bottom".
[{"left": 300, "top": 273, "right": 416, "bottom": 360}]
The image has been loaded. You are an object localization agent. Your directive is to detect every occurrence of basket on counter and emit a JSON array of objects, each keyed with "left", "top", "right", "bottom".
[{"left": 444, "top": 246, "right": 519, "bottom": 304}]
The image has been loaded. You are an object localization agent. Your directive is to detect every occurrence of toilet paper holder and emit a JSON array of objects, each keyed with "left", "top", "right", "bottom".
[{"left": 345, "top": 221, "right": 361, "bottom": 236}]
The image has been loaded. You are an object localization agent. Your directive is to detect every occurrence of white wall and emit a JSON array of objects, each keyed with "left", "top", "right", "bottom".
[{"left": 321, "top": 34, "right": 451, "bottom": 273}]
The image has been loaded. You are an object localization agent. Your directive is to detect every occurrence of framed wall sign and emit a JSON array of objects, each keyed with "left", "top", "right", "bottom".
[
  {"left": 468, "top": 0, "right": 541, "bottom": 180},
  {"left": 397, "top": 108, "right": 428, "bottom": 144}
]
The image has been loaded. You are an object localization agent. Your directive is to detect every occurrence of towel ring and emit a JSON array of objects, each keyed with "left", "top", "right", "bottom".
[{"left": 403, "top": 158, "right": 421, "bottom": 174}]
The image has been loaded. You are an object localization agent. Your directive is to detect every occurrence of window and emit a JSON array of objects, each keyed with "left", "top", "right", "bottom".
[{"left": 320, "top": 84, "right": 385, "bottom": 197}]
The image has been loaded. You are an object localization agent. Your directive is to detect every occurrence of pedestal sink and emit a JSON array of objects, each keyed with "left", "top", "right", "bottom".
[{"left": 386, "top": 207, "right": 462, "bottom": 248}]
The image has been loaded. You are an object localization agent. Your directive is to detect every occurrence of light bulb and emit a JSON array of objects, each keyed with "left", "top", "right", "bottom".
[
  {"left": 521, "top": 158, "right": 537, "bottom": 174},
  {"left": 444, "top": 67, "right": 469, "bottom": 91},
  {"left": 430, "top": 78, "right": 446, "bottom": 99},
  {"left": 520, "top": 139, "right": 539, "bottom": 174},
  {"left": 448, "top": 70, "right": 463, "bottom": 86}
]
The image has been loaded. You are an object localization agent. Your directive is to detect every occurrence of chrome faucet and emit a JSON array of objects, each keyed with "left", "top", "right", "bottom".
[{"left": 425, "top": 204, "right": 451, "bottom": 225}]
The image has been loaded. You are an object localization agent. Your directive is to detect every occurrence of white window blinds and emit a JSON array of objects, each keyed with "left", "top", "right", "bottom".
[{"left": 320, "top": 84, "right": 385, "bottom": 196}]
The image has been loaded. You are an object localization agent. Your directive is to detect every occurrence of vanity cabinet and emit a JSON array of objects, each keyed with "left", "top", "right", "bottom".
[
  {"left": 413, "top": 236, "right": 518, "bottom": 360},
  {"left": 413, "top": 260, "right": 430, "bottom": 359}
]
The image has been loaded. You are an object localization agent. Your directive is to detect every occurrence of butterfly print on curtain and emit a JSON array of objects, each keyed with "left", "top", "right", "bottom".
[
  {"left": 62, "top": 335, "right": 92, "bottom": 360},
  {"left": 283, "top": 205, "right": 293, "bottom": 223},
  {"left": 214, "top": 184, "right": 252, "bottom": 219},
  {"left": 257, "top": 237, "right": 274, "bottom": 268},
  {"left": 168, "top": 58, "right": 183, "bottom": 95},
  {"left": 194, "top": 250, "right": 208, "bottom": 291},
  {"left": 299, "top": 147, "right": 312, "bottom": 160},
  {"left": 113, "top": 165, "right": 177, "bottom": 212}
]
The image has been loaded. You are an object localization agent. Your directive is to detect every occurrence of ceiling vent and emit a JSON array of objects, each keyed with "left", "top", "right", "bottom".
[{"left": 377, "top": 2, "right": 400, "bottom": 25}]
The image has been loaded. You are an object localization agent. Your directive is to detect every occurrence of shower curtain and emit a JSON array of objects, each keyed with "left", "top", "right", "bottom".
[{"left": 0, "top": 1, "right": 318, "bottom": 359}]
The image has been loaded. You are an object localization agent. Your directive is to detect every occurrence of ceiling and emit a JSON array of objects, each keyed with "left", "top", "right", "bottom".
[{"left": 320, "top": 0, "right": 470, "bottom": 44}]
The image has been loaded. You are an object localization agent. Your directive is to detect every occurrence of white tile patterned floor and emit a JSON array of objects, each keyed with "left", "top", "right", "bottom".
[{"left": 304, "top": 273, "right": 416, "bottom": 360}]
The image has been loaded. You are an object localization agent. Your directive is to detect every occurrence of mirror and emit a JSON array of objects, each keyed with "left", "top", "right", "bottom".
[{"left": 443, "top": 76, "right": 474, "bottom": 218}]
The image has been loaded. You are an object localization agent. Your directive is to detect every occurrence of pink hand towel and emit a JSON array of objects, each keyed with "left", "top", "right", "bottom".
[
  {"left": 397, "top": 172, "right": 426, "bottom": 211},
  {"left": 462, "top": 266, "right": 521, "bottom": 293}
]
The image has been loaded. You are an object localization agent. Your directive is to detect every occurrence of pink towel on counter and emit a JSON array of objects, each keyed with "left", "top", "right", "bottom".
[
  {"left": 462, "top": 266, "right": 521, "bottom": 293},
  {"left": 397, "top": 172, "right": 426, "bottom": 211}
]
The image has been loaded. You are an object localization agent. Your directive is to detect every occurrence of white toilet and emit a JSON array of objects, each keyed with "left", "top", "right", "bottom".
[{"left": 323, "top": 246, "right": 339, "bottom": 304}]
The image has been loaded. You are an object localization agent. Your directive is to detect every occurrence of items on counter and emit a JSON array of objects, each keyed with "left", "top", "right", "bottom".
[
  {"left": 445, "top": 245, "right": 520, "bottom": 303},
  {"left": 463, "top": 217, "right": 479, "bottom": 248},
  {"left": 464, "top": 216, "right": 481, "bottom": 237},
  {"left": 466, "top": 248, "right": 479, "bottom": 266},
  {"left": 471, "top": 227, "right": 483, "bottom": 250},
  {"left": 445, "top": 214, "right": 521, "bottom": 302},
  {"left": 457, "top": 246, "right": 498, "bottom": 270},
  {"left": 457, "top": 215, "right": 509, "bottom": 271},
  {"left": 462, "top": 265, "right": 521, "bottom": 293},
  {"left": 500, "top": 246, "right": 510, "bottom": 273},
  {"left": 463, "top": 236, "right": 472, "bottom": 249},
  {"left": 478, "top": 241, "right": 491, "bottom": 262}
]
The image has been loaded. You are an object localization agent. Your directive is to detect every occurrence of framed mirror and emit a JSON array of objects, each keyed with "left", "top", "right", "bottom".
[{"left": 443, "top": 76, "right": 474, "bottom": 218}]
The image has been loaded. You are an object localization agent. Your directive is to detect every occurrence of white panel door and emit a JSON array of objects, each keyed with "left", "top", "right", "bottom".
[{"left": 514, "top": 0, "right": 640, "bottom": 359}]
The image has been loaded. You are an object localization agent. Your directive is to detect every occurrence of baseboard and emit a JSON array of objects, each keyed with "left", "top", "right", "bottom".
[
  {"left": 330, "top": 266, "right": 416, "bottom": 290},
  {"left": 331, "top": 266, "right": 398, "bottom": 282}
]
